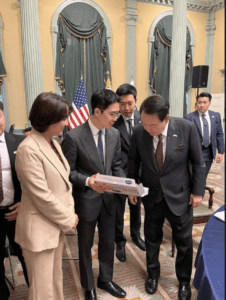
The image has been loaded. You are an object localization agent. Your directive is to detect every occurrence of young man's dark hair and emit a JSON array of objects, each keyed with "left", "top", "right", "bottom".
[
  {"left": 91, "top": 89, "right": 120, "bottom": 114},
  {"left": 29, "top": 92, "right": 73, "bottom": 133},
  {"left": 196, "top": 92, "right": 212, "bottom": 101},
  {"left": 116, "top": 84, "right": 137, "bottom": 100},
  {"left": 140, "top": 94, "right": 169, "bottom": 122}
]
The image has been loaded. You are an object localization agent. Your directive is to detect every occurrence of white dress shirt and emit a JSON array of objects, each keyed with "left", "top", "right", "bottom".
[
  {"left": 0, "top": 132, "right": 14, "bottom": 206},
  {"left": 153, "top": 121, "right": 169, "bottom": 163},
  {"left": 198, "top": 110, "right": 211, "bottom": 143},
  {"left": 121, "top": 112, "right": 135, "bottom": 135},
  {"left": 85, "top": 119, "right": 106, "bottom": 186}
]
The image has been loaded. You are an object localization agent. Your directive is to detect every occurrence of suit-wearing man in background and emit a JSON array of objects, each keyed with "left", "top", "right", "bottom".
[
  {"left": 127, "top": 95, "right": 206, "bottom": 300},
  {"left": 114, "top": 84, "right": 145, "bottom": 263},
  {"left": 62, "top": 89, "right": 126, "bottom": 300},
  {"left": 184, "top": 92, "right": 224, "bottom": 179},
  {"left": 0, "top": 102, "right": 28, "bottom": 300}
]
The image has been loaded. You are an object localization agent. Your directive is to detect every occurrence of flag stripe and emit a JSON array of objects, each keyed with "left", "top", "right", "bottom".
[{"left": 69, "top": 78, "right": 90, "bottom": 129}]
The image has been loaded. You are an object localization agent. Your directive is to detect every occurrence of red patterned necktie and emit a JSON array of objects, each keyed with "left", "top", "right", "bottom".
[
  {"left": 155, "top": 134, "right": 163, "bottom": 203},
  {"left": 0, "top": 155, "right": 4, "bottom": 203}
]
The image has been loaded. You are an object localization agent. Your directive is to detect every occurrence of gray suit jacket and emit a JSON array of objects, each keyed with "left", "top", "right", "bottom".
[
  {"left": 128, "top": 117, "right": 206, "bottom": 216},
  {"left": 62, "top": 121, "right": 125, "bottom": 221}
]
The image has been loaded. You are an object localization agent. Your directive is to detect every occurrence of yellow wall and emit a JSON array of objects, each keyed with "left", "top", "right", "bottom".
[
  {"left": 0, "top": 3, "right": 26, "bottom": 129},
  {"left": 0, "top": 1, "right": 224, "bottom": 128},
  {"left": 212, "top": 8, "right": 225, "bottom": 94}
]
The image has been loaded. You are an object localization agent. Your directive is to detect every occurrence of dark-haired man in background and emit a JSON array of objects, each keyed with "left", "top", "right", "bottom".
[
  {"left": 0, "top": 102, "right": 28, "bottom": 299},
  {"left": 62, "top": 89, "right": 126, "bottom": 300},
  {"left": 184, "top": 92, "right": 224, "bottom": 180},
  {"left": 114, "top": 84, "right": 145, "bottom": 263},
  {"left": 127, "top": 95, "right": 206, "bottom": 300}
]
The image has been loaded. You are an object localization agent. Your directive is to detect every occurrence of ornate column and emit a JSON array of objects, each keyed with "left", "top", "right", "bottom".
[
  {"left": 126, "top": 0, "right": 139, "bottom": 85},
  {"left": 202, "top": 12, "right": 216, "bottom": 94},
  {"left": 20, "top": 0, "right": 43, "bottom": 120},
  {"left": 169, "top": 0, "right": 187, "bottom": 117}
]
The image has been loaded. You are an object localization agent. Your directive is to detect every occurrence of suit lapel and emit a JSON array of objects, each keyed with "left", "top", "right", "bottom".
[
  {"left": 4, "top": 132, "right": 17, "bottom": 169},
  {"left": 134, "top": 110, "right": 141, "bottom": 125},
  {"left": 105, "top": 129, "right": 114, "bottom": 174},
  {"left": 143, "top": 130, "right": 159, "bottom": 173},
  {"left": 194, "top": 110, "right": 202, "bottom": 137},
  {"left": 115, "top": 115, "right": 130, "bottom": 146},
  {"left": 161, "top": 118, "right": 179, "bottom": 173},
  {"left": 80, "top": 122, "right": 105, "bottom": 173},
  {"left": 31, "top": 130, "right": 70, "bottom": 188},
  {"left": 208, "top": 110, "right": 215, "bottom": 139}
]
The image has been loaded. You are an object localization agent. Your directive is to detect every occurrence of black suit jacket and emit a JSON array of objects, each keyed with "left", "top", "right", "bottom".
[
  {"left": 62, "top": 121, "right": 125, "bottom": 221},
  {"left": 4, "top": 132, "right": 25, "bottom": 204},
  {"left": 113, "top": 110, "right": 141, "bottom": 174},
  {"left": 128, "top": 117, "right": 206, "bottom": 216}
]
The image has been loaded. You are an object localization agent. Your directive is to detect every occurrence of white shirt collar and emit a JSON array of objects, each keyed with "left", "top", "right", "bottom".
[
  {"left": 154, "top": 121, "right": 169, "bottom": 138},
  {"left": 88, "top": 118, "right": 105, "bottom": 136},
  {"left": 121, "top": 112, "right": 134, "bottom": 122},
  {"left": 198, "top": 110, "right": 209, "bottom": 117},
  {"left": 0, "top": 132, "right": 5, "bottom": 143}
]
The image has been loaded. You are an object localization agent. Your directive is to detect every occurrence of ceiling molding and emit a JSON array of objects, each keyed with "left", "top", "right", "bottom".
[{"left": 136, "top": 0, "right": 224, "bottom": 13}]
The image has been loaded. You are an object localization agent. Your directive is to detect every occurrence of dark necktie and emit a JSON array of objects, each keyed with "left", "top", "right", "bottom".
[
  {"left": 202, "top": 113, "right": 210, "bottom": 148},
  {"left": 98, "top": 130, "right": 104, "bottom": 166},
  {"left": 155, "top": 134, "right": 163, "bottom": 203},
  {"left": 127, "top": 119, "right": 133, "bottom": 137},
  {"left": 0, "top": 155, "right": 4, "bottom": 204}
]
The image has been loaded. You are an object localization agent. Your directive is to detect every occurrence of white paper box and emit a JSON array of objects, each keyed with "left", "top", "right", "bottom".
[{"left": 95, "top": 174, "right": 149, "bottom": 197}]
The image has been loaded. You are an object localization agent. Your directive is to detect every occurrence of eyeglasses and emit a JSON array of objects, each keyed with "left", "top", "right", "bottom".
[{"left": 100, "top": 109, "right": 120, "bottom": 119}]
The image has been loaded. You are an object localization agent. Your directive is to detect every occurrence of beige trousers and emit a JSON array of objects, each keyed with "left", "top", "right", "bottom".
[{"left": 22, "top": 234, "right": 65, "bottom": 300}]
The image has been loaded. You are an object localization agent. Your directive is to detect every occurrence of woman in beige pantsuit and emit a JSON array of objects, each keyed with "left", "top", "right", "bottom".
[{"left": 15, "top": 92, "right": 78, "bottom": 300}]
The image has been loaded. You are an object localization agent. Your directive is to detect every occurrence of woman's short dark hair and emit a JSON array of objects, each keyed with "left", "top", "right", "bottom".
[
  {"left": 140, "top": 94, "right": 169, "bottom": 122},
  {"left": 29, "top": 92, "right": 73, "bottom": 133},
  {"left": 91, "top": 89, "right": 120, "bottom": 114}
]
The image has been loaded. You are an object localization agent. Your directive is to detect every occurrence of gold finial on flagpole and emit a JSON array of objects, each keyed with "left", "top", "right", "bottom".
[
  {"left": 81, "top": 70, "right": 83, "bottom": 80},
  {"left": 105, "top": 71, "right": 111, "bottom": 89}
]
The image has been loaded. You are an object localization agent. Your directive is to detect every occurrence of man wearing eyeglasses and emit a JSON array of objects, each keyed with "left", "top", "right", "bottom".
[
  {"left": 113, "top": 84, "right": 146, "bottom": 263},
  {"left": 62, "top": 89, "right": 126, "bottom": 300}
]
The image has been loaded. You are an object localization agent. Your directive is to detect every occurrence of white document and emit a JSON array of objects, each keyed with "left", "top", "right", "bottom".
[
  {"left": 95, "top": 174, "right": 149, "bottom": 197},
  {"left": 214, "top": 211, "right": 225, "bottom": 222}
]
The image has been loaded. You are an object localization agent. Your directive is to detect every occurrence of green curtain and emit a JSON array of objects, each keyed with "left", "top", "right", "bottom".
[
  {"left": 0, "top": 51, "right": 6, "bottom": 93},
  {"left": 149, "top": 15, "right": 193, "bottom": 106},
  {"left": 55, "top": 3, "right": 111, "bottom": 112}
]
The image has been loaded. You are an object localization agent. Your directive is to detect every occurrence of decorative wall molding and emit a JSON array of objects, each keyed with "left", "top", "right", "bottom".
[
  {"left": 51, "top": 0, "right": 112, "bottom": 93},
  {"left": 137, "top": 0, "right": 224, "bottom": 13}
]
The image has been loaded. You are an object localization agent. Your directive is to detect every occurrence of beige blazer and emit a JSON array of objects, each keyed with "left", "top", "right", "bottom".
[{"left": 15, "top": 129, "right": 76, "bottom": 252}]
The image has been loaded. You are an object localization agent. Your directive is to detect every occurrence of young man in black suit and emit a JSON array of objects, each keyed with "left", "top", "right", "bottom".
[
  {"left": 0, "top": 102, "right": 28, "bottom": 300},
  {"left": 128, "top": 95, "right": 206, "bottom": 300},
  {"left": 114, "top": 84, "right": 145, "bottom": 263},
  {"left": 62, "top": 89, "right": 126, "bottom": 300}
]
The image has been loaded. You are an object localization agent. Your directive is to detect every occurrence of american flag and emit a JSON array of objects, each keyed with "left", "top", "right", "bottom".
[{"left": 68, "top": 79, "right": 90, "bottom": 129}]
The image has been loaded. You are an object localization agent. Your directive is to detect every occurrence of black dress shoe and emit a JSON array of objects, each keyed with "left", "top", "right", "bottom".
[
  {"left": 132, "top": 237, "right": 146, "bottom": 251},
  {"left": 116, "top": 245, "right": 126, "bottom": 262},
  {"left": 85, "top": 288, "right": 97, "bottom": 300},
  {"left": 97, "top": 280, "right": 126, "bottom": 298},
  {"left": 178, "top": 284, "right": 191, "bottom": 300},
  {"left": 145, "top": 277, "right": 158, "bottom": 295}
]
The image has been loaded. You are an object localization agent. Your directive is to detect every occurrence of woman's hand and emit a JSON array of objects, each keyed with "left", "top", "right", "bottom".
[{"left": 73, "top": 214, "right": 79, "bottom": 228}]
